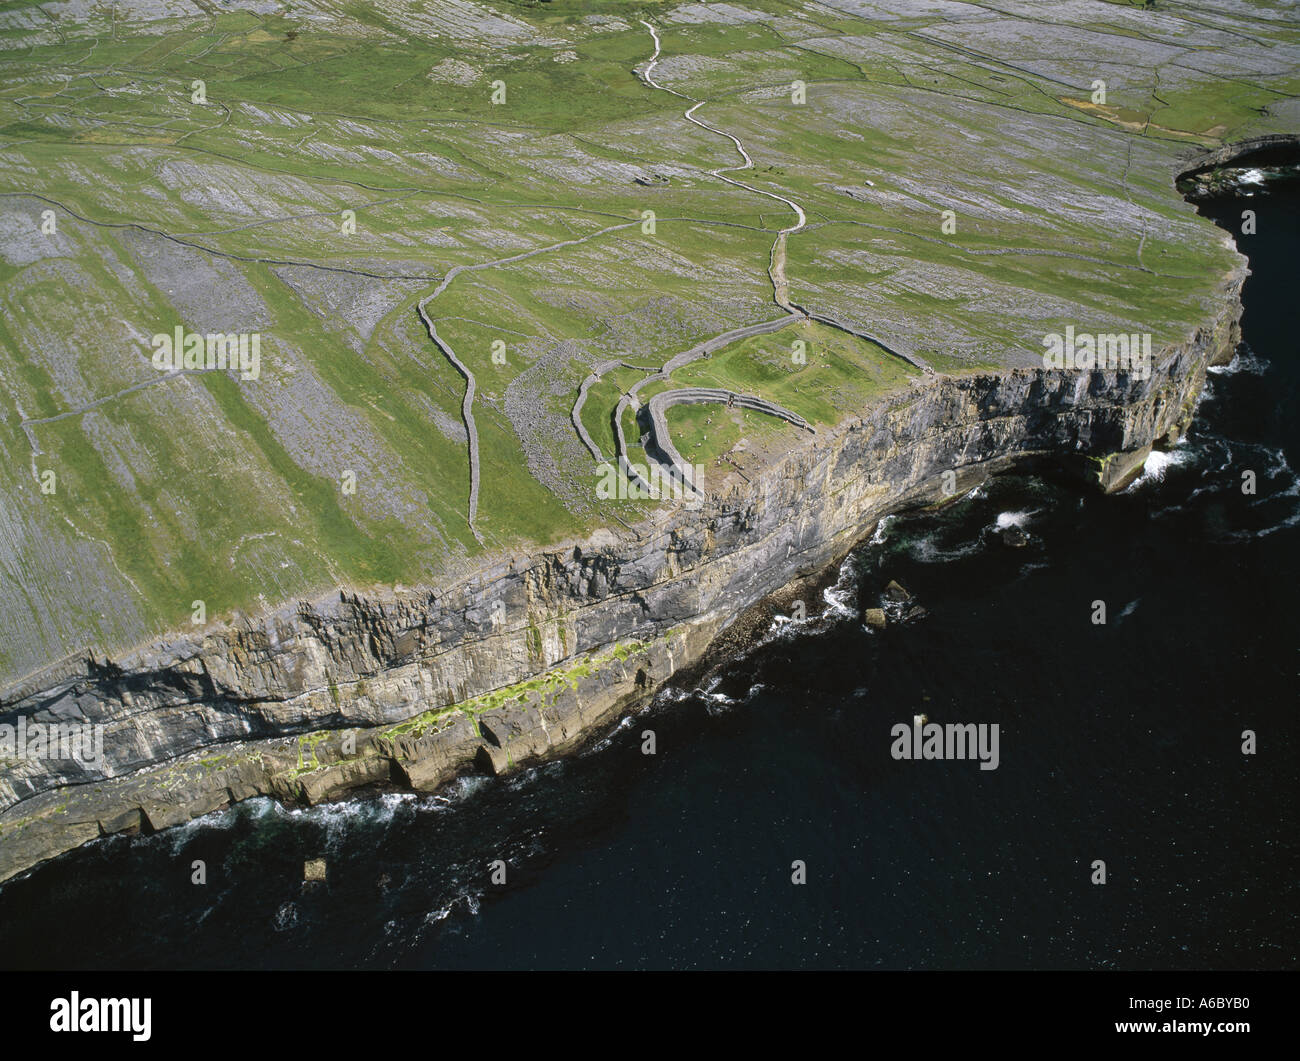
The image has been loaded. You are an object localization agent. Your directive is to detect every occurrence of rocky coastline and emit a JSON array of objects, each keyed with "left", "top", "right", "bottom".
[{"left": 0, "top": 140, "right": 1280, "bottom": 885}]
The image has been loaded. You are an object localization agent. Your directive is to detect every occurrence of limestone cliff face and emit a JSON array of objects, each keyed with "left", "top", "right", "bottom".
[{"left": 0, "top": 265, "right": 1243, "bottom": 881}]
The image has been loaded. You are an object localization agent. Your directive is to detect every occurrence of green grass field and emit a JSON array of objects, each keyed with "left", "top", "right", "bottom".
[{"left": 0, "top": 0, "right": 1286, "bottom": 680}]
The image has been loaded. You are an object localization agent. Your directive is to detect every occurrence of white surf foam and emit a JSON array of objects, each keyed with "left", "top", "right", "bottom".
[
  {"left": 1126, "top": 448, "right": 1190, "bottom": 490},
  {"left": 820, "top": 554, "right": 859, "bottom": 618}
]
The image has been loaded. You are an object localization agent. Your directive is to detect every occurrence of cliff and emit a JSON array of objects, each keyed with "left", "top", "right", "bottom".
[{"left": 0, "top": 255, "right": 1244, "bottom": 882}]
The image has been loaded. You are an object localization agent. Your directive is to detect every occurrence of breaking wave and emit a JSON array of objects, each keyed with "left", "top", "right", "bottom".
[
  {"left": 1208, "top": 348, "right": 1268, "bottom": 376},
  {"left": 994, "top": 510, "right": 1033, "bottom": 530},
  {"left": 1126, "top": 447, "right": 1192, "bottom": 490},
  {"left": 821, "top": 553, "right": 859, "bottom": 618},
  {"left": 908, "top": 532, "right": 983, "bottom": 563}
]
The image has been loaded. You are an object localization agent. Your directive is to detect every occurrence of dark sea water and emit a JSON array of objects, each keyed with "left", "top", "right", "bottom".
[{"left": 1, "top": 183, "right": 1296, "bottom": 971}]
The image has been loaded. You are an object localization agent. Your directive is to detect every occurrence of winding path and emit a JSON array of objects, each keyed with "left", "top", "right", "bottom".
[
  {"left": 580, "top": 312, "right": 804, "bottom": 491},
  {"left": 639, "top": 20, "right": 806, "bottom": 313},
  {"left": 417, "top": 220, "right": 641, "bottom": 540},
  {"left": 637, "top": 21, "right": 932, "bottom": 375},
  {"left": 572, "top": 358, "right": 656, "bottom": 463},
  {"left": 643, "top": 387, "right": 813, "bottom": 491},
  {"left": 596, "top": 22, "right": 918, "bottom": 495},
  {"left": 433, "top": 21, "right": 929, "bottom": 532}
]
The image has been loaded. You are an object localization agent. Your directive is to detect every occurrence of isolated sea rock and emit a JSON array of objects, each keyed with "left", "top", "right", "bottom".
[{"left": 883, "top": 580, "right": 912, "bottom": 603}]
